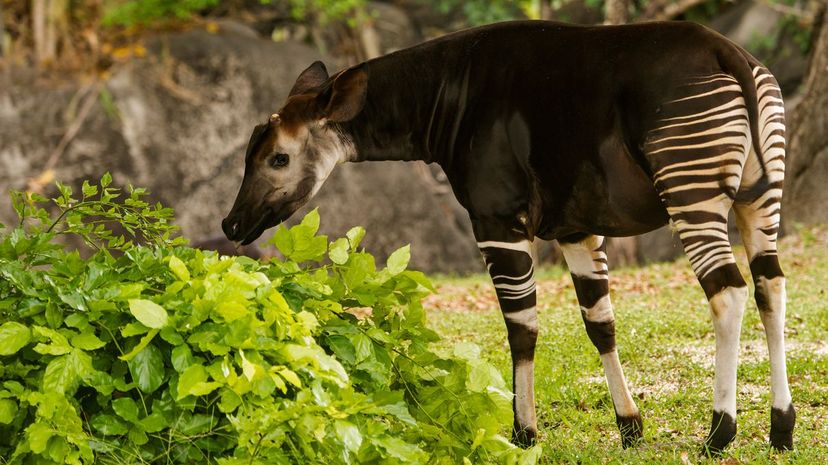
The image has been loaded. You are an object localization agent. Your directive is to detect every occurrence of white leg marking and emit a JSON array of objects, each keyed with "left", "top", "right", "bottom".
[
  {"left": 757, "top": 277, "right": 793, "bottom": 410},
  {"left": 709, "top": 286, "right": 749, "bottom": 417},
  {"left": 601, "top": 351, "right": 639, "bottom": 417},
  {"left": 505, "top": 307, "right": 538, "bottom": 432},
  {"left": 514, "top": 358, "right": 537, "bottom": 431}
]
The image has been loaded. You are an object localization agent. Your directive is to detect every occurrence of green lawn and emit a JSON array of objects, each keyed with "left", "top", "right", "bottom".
[{"left": 423, "top": 227, "right": 828, "bottom": 464}]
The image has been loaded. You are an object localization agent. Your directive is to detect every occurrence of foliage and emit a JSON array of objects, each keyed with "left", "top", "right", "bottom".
[
  {"left": 103, "top": 0, "right": 221, "bottom": 27},
  {"left": 0, "top": 176, "right": 540, "bottom": 464},
  {"left": 427, "top": 0, "right": 533, "bottom": 25},
  {"left": 285, "top": 0, "right": 367, "bottom": 25}
]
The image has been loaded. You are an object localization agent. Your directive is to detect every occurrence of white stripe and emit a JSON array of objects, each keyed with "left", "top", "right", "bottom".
[
  {"left": 477, "top": 240, "right": 532, "bottom": 254},
  {"left": 648, "top": 117, "right": 747, "bottom": 145},
  {"left": 648, "top": 135, "right": 748, "bottom": 155},
  {"left": 582, "top": 294, "right": 614, "bottom": 323},
  {"left": 503, "top": 306, "right": 537, "bottom": 326},
  {"left": 668, "top": 84, "right": 742, "bottom": 103}
]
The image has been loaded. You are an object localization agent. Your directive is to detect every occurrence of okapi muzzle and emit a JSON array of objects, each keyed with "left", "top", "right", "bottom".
[{"left": 222, "top": 61, "right": 367, "bottom": 245}]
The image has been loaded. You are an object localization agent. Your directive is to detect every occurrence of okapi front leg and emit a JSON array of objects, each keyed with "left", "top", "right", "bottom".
[
  {"left": 559, "top": 235, "right": 643, "bottom": 448},
  {"left": 477, "top": 238, "right": 538, "bottom": 446}
]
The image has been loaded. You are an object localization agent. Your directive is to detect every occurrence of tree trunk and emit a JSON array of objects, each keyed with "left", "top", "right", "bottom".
[
  {"left": 783, "top": 6, "right": 828, "bottom": 225},
  {"left": 32, "top": 0, "right": 47, "bottom": 62},
  {"left": 605, "top": 0, "right": 629, "bottom": 24},
  {"left": 0, "top": 2, "right": 5, "bottom": 57}
]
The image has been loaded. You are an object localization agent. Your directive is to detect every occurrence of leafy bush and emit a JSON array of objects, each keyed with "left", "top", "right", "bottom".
[
  {"left": 0, "top": 176, "right": 540, "bottom": 464},
  {"left": 103, "top": 0, "right": 221, "bottom": 27}
]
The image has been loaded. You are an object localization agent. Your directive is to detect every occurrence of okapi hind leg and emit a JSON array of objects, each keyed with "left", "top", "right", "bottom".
[
  {"left": 734, "top": 183, "right": 795, "bottom": 450},
  {"left": 559, "top": 234, "right": 643, "bottom": 448},
  {"left": 476, "top": 233, "right": 539, "bottom": 447},
  {"left": 734, "top": 64, "right": 795, "bottom": 451},
  {"left": 644, "top": 71, "right": 754, "bottom": 455}
]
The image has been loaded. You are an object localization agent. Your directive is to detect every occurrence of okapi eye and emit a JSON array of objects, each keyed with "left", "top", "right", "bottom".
[{"left": 270, "top": 153, "right": 289, "bottom": 168}]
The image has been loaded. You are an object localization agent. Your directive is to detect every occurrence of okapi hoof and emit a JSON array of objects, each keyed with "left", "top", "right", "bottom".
[
  {"left": 769, "top": 404, "right": 796, "bottom": 450},
  {"left": 702, "top": 411, "right": 737, "bottom": 456},
  {"left": 512, "top": 427, "right": 537, "bottom": 448},
  {"left": 615, "top": 412, "right": 644, "bottom": 448}
]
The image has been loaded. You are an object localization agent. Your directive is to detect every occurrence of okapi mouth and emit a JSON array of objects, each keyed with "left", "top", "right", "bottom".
[{"left": 238, "top": 210, "right": 277, "bottom": 246}]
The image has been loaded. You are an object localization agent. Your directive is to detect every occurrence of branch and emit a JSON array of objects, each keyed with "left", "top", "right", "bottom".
[{"left": 757, "top": 0, "right": 817, "bottom": 25}]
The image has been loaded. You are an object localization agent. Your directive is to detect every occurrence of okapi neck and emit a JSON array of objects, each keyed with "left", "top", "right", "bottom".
[{"left": 337, "top": 40, "right": 475, "bottom": 166}]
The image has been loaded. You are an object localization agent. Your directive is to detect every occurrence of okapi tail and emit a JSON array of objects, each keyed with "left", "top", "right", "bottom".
[{"left": 716, "top": 42, "right": 766, "bottom": 173}]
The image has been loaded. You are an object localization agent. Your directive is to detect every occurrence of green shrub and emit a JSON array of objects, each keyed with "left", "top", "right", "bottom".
[
  {"left": 103, "top": 0, "right": 220, "bottom": 27},
  {"left": 0, "top": 176, "right": 540, "bottom": 464}
]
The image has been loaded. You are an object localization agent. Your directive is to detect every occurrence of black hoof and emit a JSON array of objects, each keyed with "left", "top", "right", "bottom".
[
  {"left": 702, "top": 411, "right": 737, "bottom": 456},
  {"left": 615, "top": 412, "right": 644, "bottom": 448},
  {"left": 512, "top": 427, "right": 537, "bottom": 448},
  {"left": 770, "top": 404, "right": 796, "bottom": 451}
]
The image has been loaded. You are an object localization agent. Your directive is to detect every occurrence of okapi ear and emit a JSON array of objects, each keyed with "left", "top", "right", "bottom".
[
  {"left": 320, "top": 65, "right": 368, "bottom": 123},
  {"left": 289, "top": 61, "right": 329, "bottom": 96}
]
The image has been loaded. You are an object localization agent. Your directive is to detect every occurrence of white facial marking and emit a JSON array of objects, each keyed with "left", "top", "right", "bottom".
[{"left": 308, "top": 125, "right": 357, "bottom": 197}]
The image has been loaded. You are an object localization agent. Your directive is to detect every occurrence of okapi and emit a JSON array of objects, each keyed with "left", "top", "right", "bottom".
[{"left": 222, "top": 20, "right": 794, "bottom": 453}]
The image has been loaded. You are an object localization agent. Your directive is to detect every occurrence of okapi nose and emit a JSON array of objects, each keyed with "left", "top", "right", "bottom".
[{"left": 222, "top": 217, "right": 240, "bottom": 240}]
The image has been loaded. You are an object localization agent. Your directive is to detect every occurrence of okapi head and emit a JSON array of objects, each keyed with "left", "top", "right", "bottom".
[{"left": 222, "top": 61, "right": 368, "bottom": 245}]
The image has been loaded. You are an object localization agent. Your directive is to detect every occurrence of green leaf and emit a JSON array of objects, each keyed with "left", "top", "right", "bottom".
[
  {"left": 329, "top": 237, "right": 350, "bottom": 265},
  {"left": 386, "top": 244, "right": 410, "bottom": 275},
  {"left": 129, "top": 427, "right": 149, "bottom": 445},
  {"left": 346, "top": 226, "right": 366, "bottom": 250},
  {"left": 177, "top": 365, "right": 208, "bottom": 400},
  {"left": 71, "top": 331, "right": 106, "bottom": 350},
  {"left": 270, "top": 225, "right": 293, "bottom": 257},
  {"left": 27, "top": 422, "right": 53, "bottom": 453},
  {"left": 90, "top": 414, "right": 129, "bottom": 436},
  {"left": 375, "top": 436, "right": 427, "bottom": 462},
  {"left": 219, "top": 389, "right": 242, "bottom": 413},
  {"left": 335, "top": 420, "right": 362, "bottom": 452},
  {"left": 300, "top": 208, "right": 321, "bottom": 235},
  {"left": 279, "top": 368, "right": 302, "bottom": 388},
  {"left": 82, "top": 180, "right": 98, "bottom": 198},
  {"left": 169, "top": 255, "right": 190, "bottom": 282},
  {"left": 0, "top": 322, "right": 31, "bottom": 355},
  {"left": 128, "top": 299, "right": 169, "bottom": 328},
  {"left": 139, "top": 412, "right": 169, "bottom": 433},
  {"left": 127, "top": 344, "right": 165, "bottom": 393},
  {"left": 0, "top": 399, "right": 17, "bottom": 424},
  {"left": 112, "top": 397, "right": 140, "bottom": 423},
  {"left": 42, "top": 350, "right": 92, "bottom": 394},
  {"left": 119, "top": 328, "right": 159, "bottom": 362},
  {"left": 32, "top": 325, "right": 72, "bottom": 355},
  {"left": 171, "top": 345, "right": 195, "bottom": 372},
  {"left": 216, "top": 301, "right": 248, "bottom": 322}
]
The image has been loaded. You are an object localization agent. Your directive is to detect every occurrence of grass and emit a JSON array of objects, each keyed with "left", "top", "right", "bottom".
[{"left": 422, "top": 226, "right": 828, "bottom": 464}]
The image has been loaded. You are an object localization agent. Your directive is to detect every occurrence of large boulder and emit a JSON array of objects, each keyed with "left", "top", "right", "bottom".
[{"left": 0, "top": 24, "right": 482, "bottom": 273}]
